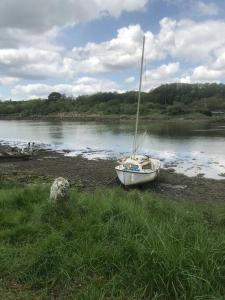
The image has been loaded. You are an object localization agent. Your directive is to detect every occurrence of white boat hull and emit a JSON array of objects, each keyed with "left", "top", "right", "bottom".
[{"left": 116, "top": 169, "right": 159, "bottom": 186}]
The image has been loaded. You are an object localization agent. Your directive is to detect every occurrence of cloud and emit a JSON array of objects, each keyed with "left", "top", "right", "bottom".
[
  {"left": 0, "top": 24, "right": 163, "bottom": 81},
  {"left": 0, "top": 48, "right": 70, "bottom": 80},
  {"left": 193, "top": 1, "right": 219, "bottom": 16},
  {"left": 125, "top": 76, "right": 135, "bottom": 83},
  {"left": 2, "top": 17, "right": 225, "bottom": 84},
  {"left": 70, "top": 24, "right": 165, "bottom": 74},
  {"left": 12, "top": 77, "right": 119, "bottom": 99},
  {"left": 192, "top": 66, "right": 224, "bottom": 81},
  {"left": 1, "top": 1, "right": 225, "bottom": 100},
  {"left": 68, "top": 18, "right": 225, "bottom": 75},
  {"left": 213, "top": 49, "right": 225, "bottom": 70},
  {"left": 162, "top": 0, "right": 219, "bottom": 16},
  {"left": 0, "top": 0, "right": 148, "bottom": 50},
  {"left": 0, "top": 0, "right": 148, "bottom": 34},
  {"left": 183, "top": 64, "right": 225, "bottom": 83},
  {"left": 0, "top": 27, "right": 59, "bottom": 49},
  {"left": 0, "top": 76, "right": 20, "bottom": 86},
  {"left": 145, "top": 62, "right": 180, "bottom": 80},
  {"left": 143, "top": 62, "right": 180, "bottom": 90},
  {"left": 159, "top": 18, "right": 225, "bottom": 63},
  {"left": 180, "top": 51, "right": 225, "bottom": 83}
]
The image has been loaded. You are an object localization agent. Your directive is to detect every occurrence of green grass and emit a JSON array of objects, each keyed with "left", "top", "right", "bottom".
[{"left": 0, "top": 182, "right": 225, "bottom": 299}]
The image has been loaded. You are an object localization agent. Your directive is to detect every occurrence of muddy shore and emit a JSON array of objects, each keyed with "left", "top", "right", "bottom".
[{"left": 1, "top": 144, "right": 225, "bottom": 203}]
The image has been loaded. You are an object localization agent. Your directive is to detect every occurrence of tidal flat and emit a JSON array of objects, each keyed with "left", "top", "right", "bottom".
[{"left": 1, "top": 144, "right": 225, "bottom": 202}]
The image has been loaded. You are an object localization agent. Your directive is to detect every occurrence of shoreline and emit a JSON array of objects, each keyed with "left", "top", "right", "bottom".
[
  {"left": 1, "top": 143, "right": 225, "bottom": 202},
  {"left": 0, "top": 114, "right": 225, "bottom": 123}
]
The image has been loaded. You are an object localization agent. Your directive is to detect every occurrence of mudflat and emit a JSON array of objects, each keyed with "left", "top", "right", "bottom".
[{"left": 0, "top": 144, "right": 225, "bottom": 202}]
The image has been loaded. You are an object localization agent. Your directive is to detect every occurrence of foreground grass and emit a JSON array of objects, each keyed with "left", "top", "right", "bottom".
[{"left": 0, "top": 182, "right": 225, "bottom": 299}]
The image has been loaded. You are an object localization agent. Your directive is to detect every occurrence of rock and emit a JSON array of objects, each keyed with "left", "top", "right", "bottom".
[{"left": 50, "top": 177, "right": 70, "bottom": 205}]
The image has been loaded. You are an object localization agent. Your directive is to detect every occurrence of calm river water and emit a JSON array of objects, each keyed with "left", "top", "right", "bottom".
[{"left": 0, "top": 119, "right": 225, "bottom": 179}]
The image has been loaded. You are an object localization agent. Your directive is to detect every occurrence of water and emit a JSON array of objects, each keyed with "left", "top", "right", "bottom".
[{"left": 0, "top": 119, "right": 225, "bottom": 179}]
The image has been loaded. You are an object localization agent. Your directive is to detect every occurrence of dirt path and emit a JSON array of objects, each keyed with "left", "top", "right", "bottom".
[{"left": 0, "top": 145, "right": 225, "bottom": 202}]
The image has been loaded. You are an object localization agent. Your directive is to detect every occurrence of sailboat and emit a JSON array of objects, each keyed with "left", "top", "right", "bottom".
[{"left": 115, "top": 36, "right": 160, "bottom": 186}]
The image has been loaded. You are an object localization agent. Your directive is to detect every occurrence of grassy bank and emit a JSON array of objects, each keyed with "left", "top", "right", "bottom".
[
  {"left": 0, "top": 182, "right": 225, "bottom": 299},
  {"left": 1, "top": 112, "right": 224, "bottom": 124}
]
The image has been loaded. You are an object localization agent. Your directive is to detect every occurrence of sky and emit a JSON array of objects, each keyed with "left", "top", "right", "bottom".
[{"left": 0, "top": 0, "right": 225, "bottom": 100}]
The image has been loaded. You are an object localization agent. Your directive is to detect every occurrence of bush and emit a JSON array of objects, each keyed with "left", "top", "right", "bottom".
[
  {"left": 198, "top": 109, "right": 212, "bottom": 117},
  {"left": 167, "top": 104, "right": 187, "bottom": 115}
]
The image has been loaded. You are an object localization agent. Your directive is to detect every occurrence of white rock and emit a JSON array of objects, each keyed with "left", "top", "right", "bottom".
[{"left": 50, "top": 177, "right": 70, "bottom": 205}]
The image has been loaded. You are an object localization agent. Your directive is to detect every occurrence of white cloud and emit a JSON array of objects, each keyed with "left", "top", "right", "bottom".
[
  {"left": 0, "top": 24, "right": 163, "bottom": 81},
  {"left": 0, "top": 27, "right": 59, "bottom": 49},
  {"left": 0, "top": 48, "right": 71, "bottom": 80},
  {"left": 192, "top": 66, "right": 224, "bottom": 81},
  {"left": 0, "top": 2, "right": 225, "bottom": 100},
  {"left": 0, "top": 76, "right": 20, "bottom": 86},
  {"left": 180, "top": 76, "right": 191, "bottom": 84},
  {"left": 193, "top": 1, "right": 219, "bottom": 16},
  {"left": 0, "top": 0, "right": 148, "bottom": 52},
  {"left": 94, "top": 0, "right": 148, "bottom": 17},
  {"left": 2, "top": 17, "right": 225, "bottom": 86},
  {"left": 159, "top": 18, "right": 225, "bottom": 63},
  {"left": 162, "top": 0, "right": 219, "bottom": 16},
  {"left": 145, "top": 62, "right": 179, "bottom": 80},
  {"left": 143, "top": 62, "right": 180, "bottom": 90},
  {"left": 213, "top": 50, "right": 225, "bottom": 70},
  {"left": 0, "top": 0, "right": 148, "bottom": 34},
  {"left": 70, "top": 24, "right": 165, "bottom": 74},
  {"left": 125, "top": 76, "right": 135, "bottom": 83},
  {"left": 67, "top": 18, "right": 225, "bottom": 75},
  {"left": 12, "top": 77, "right": 119, "bottom": 99},
  {"left": 180, "top": 47, "right": 225, "bottom": 83}
]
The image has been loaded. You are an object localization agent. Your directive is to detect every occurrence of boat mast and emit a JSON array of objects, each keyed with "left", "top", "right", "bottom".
[{"left": 133, "top": 35, "right": 145, "bottom": 156}]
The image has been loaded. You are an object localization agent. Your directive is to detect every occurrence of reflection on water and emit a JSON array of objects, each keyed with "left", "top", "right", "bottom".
[{"left": 0, "top": 119, "right": 225, "bottom": 179}]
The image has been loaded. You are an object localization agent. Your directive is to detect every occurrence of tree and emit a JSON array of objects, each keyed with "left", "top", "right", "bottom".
[{"left": 48, "top": 92, "right": 62, "bottom": 101}]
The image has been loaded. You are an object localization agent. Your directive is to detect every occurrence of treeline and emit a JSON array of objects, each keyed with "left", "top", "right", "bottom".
[{"left": 1, "top": 83, "right": 225, "bottom": 117}]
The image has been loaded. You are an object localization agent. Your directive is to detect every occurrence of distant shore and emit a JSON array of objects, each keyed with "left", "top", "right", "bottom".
[{"left": 0, "top": 113, "right": 225, "bottom": 123}]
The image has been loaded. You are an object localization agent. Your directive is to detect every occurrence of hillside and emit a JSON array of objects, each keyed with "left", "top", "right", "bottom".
[{"left": 1, "top": 83, "right": 225, "bottom": 118}]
